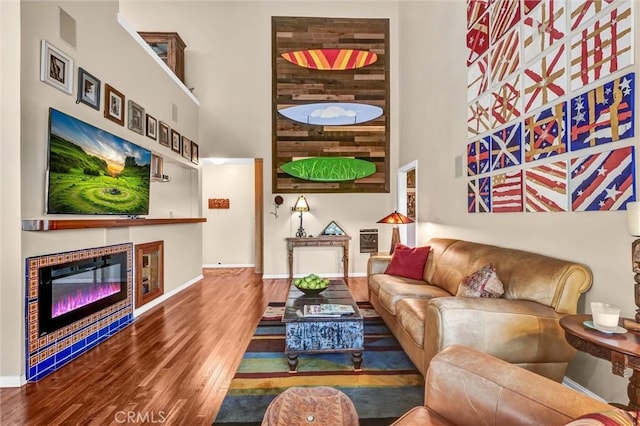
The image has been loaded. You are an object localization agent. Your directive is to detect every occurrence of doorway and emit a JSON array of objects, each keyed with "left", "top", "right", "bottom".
[{"left": 397, "top": 161, "right": 417, "bottom": 247}]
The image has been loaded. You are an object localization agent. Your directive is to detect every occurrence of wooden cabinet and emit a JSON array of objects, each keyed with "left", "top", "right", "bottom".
[
  {"left": 135, "top": 241, "right": 164, "bottom": 308},
  {"left": 138, "top": 32, "right": 186, "bottom": 83}
]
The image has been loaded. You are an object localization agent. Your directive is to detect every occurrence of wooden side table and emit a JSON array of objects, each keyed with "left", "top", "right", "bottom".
[
  {"left": 560, "top": 314, "right": 640, "bottom": 409},
  {"left": 286, "top": 235, "right": 350, "bottom": 281}
]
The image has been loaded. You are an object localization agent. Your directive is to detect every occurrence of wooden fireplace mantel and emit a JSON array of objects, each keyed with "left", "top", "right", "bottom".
[{"left": 22, "top": 217, "right": 206, "bottom": 231}]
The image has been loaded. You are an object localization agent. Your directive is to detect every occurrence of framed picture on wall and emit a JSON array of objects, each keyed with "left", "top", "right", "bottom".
[
  {"left": 191, "top": 141, "right": 199, "bottom": 164},
  {"left": 146, "top": 114, "right": 157, "bottom": 140},
  {"left": 76, "top": 68, "right": 100, "bottom": 109},
  {"left": 104, "top": 84, "right": 125, "bottom": 126},
  {"left": 40, "top": 40, "right": 74, "bottom": 95},
  {"left": 182, "top": 136, "right": 191, "bottom": 160},
  {"left": 127, "top": 100, "right": 145, "bottom": 135},
  {"left": 159, "top": 121, "right": 170, "bottom": 147},
  {"left": 171, "top": 129, "right": 181, "bottom": 153}
]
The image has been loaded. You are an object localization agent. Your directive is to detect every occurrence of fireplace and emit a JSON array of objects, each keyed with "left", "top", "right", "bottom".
[{"left": 26, "top": 244, "right": 133, "bottom": 381}]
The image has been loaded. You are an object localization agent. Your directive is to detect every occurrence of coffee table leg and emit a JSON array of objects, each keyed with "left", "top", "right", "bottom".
[
  {"left": 352, "top": 351, "right": 363, "bottom": 371},
  {"left": 287, "top": 354, "right": 299, "bottom": 373}
]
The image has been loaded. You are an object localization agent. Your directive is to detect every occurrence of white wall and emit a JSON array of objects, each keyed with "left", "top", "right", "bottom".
[
  {"left": 120, "top": 1, "right": 401, "bottom": 278},
  {"left": 397, "top": 0, "right": 639, "bottom": 405}
]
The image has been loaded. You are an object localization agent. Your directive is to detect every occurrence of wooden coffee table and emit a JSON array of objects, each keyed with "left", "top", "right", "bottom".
[{"left": 282, "top": 280, "right": 364, "bottom": 372}]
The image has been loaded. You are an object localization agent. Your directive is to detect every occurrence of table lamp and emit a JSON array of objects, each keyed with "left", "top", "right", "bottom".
[
  {"left": 376, "top": 211, "right": 414, "bottom": 254},
  {"left": 292, "top": 195, "right": 310, "bottom": 238},
  {"left": 627, "top": 201, "right": 640, "bottom": 322}
]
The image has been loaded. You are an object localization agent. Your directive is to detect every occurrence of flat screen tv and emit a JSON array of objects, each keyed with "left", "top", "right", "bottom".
[{"left": 46, "top": 108, "right": 151, "bottom": 215}]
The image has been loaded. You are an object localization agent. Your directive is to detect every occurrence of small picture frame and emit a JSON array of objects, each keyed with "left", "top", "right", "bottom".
[
  {"left": 321, "top": 220, "right": 347, "bottom": 236},
  {"left": 76, "top": 68, "right": 100, "bottom": 109},
  {"left": 171, "top": 129, "right": 181, "bottom": 153},
  {"left": 151, "top": 154, "right": 163, "bottom": 179},
  {"left": 182, "top": 136, "right": 191, "bottom": 160},
  {"left": 146, "top": 114, "right": 157, "bottom": 140},
  {"left": 40, "top": 40, "right": 73, "bottom": 94},
  {"left": 191, "top": 141, "right": 199, "bottom": 164},
  {"left": 104, "top": 84, "right": 125, "bottom": 126},
  {"left": 159, "top": 121, "right": 170, "bottom": 147},
  {"left": 127, "top": 100, "right": 145, "bottom": 135}
]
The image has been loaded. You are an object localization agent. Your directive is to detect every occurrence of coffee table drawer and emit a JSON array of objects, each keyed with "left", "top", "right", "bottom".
[{"left": 285, "top": 320, "right": 364, "bottom": 352}]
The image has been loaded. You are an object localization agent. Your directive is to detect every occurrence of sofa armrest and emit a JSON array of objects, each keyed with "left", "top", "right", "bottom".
[
  {"left": 423, "top": 297, "right": 576, "bottom": 379},
  {"left": 367, "top": 254, "right": 392, "bottom": 276}
]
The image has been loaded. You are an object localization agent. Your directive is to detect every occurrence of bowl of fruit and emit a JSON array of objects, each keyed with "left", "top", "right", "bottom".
[{"left": 293, "top": 274, "right": 331, "bottom": 295}]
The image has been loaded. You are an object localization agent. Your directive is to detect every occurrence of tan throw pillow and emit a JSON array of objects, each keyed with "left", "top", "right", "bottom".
[{"left": 456, "top": 263, "right": 504, "bottom": 298}]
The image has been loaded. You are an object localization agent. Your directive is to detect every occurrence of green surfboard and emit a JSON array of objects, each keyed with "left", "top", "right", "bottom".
[{"left": 281, "top": 157, "right": 376, "bottom": 182}]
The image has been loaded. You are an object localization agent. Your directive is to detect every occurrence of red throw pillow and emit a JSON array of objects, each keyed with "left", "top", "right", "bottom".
[{"left": 384, "top": 244, "right": 431, "bottom": 281}]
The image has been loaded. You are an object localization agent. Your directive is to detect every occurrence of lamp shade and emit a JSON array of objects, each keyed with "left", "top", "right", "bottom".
[
  {"left": 376, "top": 211, "right": 414, "bottom": 225},
  {"left": 293, "top": 195, "right": 310, "bottom": 212},
  {"left": 628, "top": 202, "right": 640, "bottom": 236}
]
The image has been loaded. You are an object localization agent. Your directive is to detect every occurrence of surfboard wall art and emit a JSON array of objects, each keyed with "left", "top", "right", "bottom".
[
  {"left": 278, "top": 103, "right": 383, "bottom": 126},
  {"left": 280, "top": 157, "right": 376, "bottom": 182},
  {"left": 281, "top": 49, "right": 378, "bottom": 70}
]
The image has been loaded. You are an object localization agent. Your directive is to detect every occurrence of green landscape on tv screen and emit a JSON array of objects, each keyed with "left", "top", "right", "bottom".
[{"left": 47, "top": 108, "right": 151, "bottom": 215}]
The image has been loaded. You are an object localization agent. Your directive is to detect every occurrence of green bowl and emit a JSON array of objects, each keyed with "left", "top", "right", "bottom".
[{"left": 294, "top": 283, "right": 328, "bottom": 295}]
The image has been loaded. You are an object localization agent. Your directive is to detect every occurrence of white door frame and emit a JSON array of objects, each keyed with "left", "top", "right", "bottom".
[{"left": 397, "top": 160, "right": 417, "bottom": 247}]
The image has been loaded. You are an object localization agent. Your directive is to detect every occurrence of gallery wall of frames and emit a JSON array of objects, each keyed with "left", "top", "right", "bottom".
[{"left": 466, "top": 0, "right": 635, "bottom": 213}]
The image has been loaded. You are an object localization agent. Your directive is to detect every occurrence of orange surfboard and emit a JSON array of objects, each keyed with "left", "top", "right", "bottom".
[{"left": 281, "top": 49, "right": 378, "bottom": 70}]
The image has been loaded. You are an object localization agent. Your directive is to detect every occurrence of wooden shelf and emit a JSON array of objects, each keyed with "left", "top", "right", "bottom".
[{"left": 22, "top": 218, "right": 206, "bottom": 231}]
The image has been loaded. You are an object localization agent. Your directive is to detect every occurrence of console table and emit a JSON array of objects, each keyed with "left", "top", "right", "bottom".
[
  {"left": 560, "top": 314, "right": 640, "bottom": 409},
  {"left": 286, "top": 235, "right": 350, "bottom": 281}
]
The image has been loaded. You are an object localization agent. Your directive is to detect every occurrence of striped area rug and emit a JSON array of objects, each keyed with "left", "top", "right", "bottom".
[{"left": 213, "top": 302, "right": 424, "bottom": 425}]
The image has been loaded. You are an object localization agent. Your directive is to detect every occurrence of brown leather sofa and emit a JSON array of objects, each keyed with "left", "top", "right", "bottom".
[
  {"left": 367, "top": 238, "right": 593, "bottom": 381},
  {"left": 391, "top": 345, "right": 614, "bottom": 426}
]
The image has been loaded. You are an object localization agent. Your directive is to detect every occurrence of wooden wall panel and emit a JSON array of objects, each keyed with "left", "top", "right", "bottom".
[{"left": 272, "top": 16, "right": 390, "bottom": 193}]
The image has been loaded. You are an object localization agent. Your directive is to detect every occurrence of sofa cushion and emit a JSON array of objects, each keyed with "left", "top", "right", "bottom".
[
  {"left": 379, "top": 281, "right": 450, "bottom": 315},
  {"left": 396, "top": 298, "right": 432, "bottom": 347},
  {"left": 385, "top": 244, "right": 431, "bottom": 281},
  {"left": 456, "top": 263, "right": 504, "bottom": 298}
]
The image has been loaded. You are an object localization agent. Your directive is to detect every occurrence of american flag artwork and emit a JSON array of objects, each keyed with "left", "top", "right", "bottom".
[
  {"left": 468, "top": 94, "right": 491, "bottom": 138},
  {"left": 492, "top": 170, "right": 524, "bottom": 213},
  {"left": 569, "top": 0, "right": 617, "bottom": 31},
  {"left": 523, "top": 0, "right": 566, "bottom": 63},
  {"left": 490, "top": 28, "right": 519, "bottom": 85},
  {"left": 524, "top": 0, "right": 543, "bottom": 15},
  {"left": 570, "top": 3, "right": 633, "bottom": 91},
  {"left": 468, "top": 0, "right": 490, "bottom": 29},
  {"left": 492, "top": 74, "right": 521, "bottom": 126},
  {"left": 525, "top": 161, "right": 569, "bottom": 212},
  {"left": 491, "top": 122, "right": 522, "bottom": 171},
  {"left": 570, "top": 146, "right": 636, "bottom": 211},
  {"left": 524, "top": 44, "right": 567, "bottom": 113},
  {"left": 524, "top": 102, "right": 567, "bottom": 162},
  {"left": 468, "top": 54, "right": 489, "bottom": 102},
  {"left": 468, "top": 177, "right": 492, "bottom": 213},
  {"left": 570, "top": 73, "right": 635, "bottom": 151},
  {"left": 490, "top": 0, "right": 522, "bottom": 44},
  {"left": 467, "top": 12, "right": 490, "bottom": 65},
  {"left": 467, "top": 137, "right": 492, "bottom": 176}
]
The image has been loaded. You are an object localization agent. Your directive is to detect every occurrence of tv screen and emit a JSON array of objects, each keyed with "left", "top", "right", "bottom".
[{"left": 46, "top": 108, "right": 151, "bottom": 215}]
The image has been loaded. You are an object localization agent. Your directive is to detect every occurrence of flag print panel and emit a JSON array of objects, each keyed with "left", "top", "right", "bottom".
[
  {"left": 467, "top": 0, "right": 489, "bottom": 28},
  {"left": 523, "top": 0, "right": 566, "bottom": 63},
  {"left": 468, "top": 94, "right": 491, "bottom": 138},
  {"left": 525, "top": 161, "right": 569, "bottom": 212},
  {"left": 492, "top": 74, "right": 521, "bottom": 126},
  {"left": 468, "top": 54, "right": 489, "bottom": 102},
  {"left": 570, "top": 3, "right": 633, "bottom": 91},
  {"left": 492, "top": 170, "right": 523, "bottom": 213},
  {"left": 570, "top": 146, "right": 635, "bottom": 211},
  {"left": 467, "top": 137, "right": 491, "bottom": 176},
  {"left": 570, "top": 73, "right": 635, "bottom": 151},
  {"left": 490, "top": 28, "right": 519, "bottom": 85},
  {"left": 569, "top": 0, "right": 617, "bottom": 31},
  {"left": 490, "top": 0, "right": 521, "bottom": 44},
  {"left": 524, "top": 102, "right": 567, "bottom": 162},
  {"left": 491, "top": 122, "right": 522, "bottom": 170},
  {"left": 468, "top": 177, "right": 491, "bottom": 213},
  {"left": 467, "top": 13, "right": 489, "bottom": 65},
  {"left": 524, "top": 44, "right": 567, "bottom": 113}
]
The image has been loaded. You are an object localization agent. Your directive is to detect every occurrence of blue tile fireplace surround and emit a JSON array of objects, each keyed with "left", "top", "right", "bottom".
[{"left": 25, "top": 243, "right": 134, "bottom": 381}]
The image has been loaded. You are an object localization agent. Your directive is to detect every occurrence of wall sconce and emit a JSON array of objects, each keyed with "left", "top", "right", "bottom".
[
  {"left": 376, "top": 210, "right": 414, "bottom": 254},
  {"left": 270, "top": 195, "right": 284, "bottom": 219},
  {"left": 292, "top": 195, "right": 310, "bottom": 238}
]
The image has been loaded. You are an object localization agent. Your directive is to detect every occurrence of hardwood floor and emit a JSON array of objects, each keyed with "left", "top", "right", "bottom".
[{"left": 0, "top": 269, "right": 369, "bottom": 425}]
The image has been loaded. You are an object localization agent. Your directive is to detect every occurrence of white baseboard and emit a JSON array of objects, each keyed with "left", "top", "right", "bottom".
[
  {"left": 133, "top": 274, "right": 203, "bottom": 318},
  {"left": 0, "top": 375, "right": 26, "bottom": 388},
  {"left": 562, "top": 377, "right": 606, "bottom": 402},
  {"left": 202, "top": 263, "right": 255, "bottom": 268}
]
